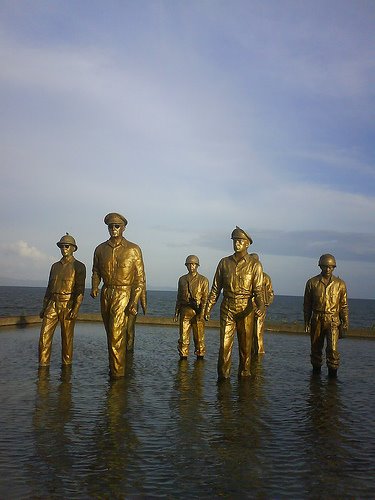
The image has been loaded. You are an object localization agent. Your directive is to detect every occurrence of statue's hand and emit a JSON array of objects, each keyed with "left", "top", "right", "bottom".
[
  {"left": 173, "top": 313, "right": 179, "bottom": 323},
  {"left": 68, "top": 309, "right": 78, "bottom": 320},
  {"left": 304, "top": 322, "right": 311, "bottom": 334},
  {"left": 90, "top": 289, "right": 98, "bottom": 299},
  {"left": 128, "top": 303, "right": 138, "bottom": 316},
  {"left": 339, "top": 324, "right": 348, "bottom": 338}
]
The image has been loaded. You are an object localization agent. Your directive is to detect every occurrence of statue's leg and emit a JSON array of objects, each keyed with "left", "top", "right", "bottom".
[
  {"left": 192, "top": 315, "right": 205, "bottom": 357},
  {"left": 310, "top": 316, "right": 324, "bottom": 371},
  {"left": 178, "top": 307, "right": 194, "bottom": 358},
  {"left": 39, "top": 304, "right": 58, "bottom": 366},
  {"left": 237, "top": 310, "right": 255, "bottom": 377},
  {"left": 218, "top": 300, "right": 236, "bottom": 380}
]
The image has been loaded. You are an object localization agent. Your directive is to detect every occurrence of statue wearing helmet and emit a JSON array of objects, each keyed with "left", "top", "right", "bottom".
[
  {"left": 38, "top": 233, "right": 86, "bottom": 367},
  {"left": 303, "top": 254, "right": 349, "bottom": 377},
  {"left": 174, "top": 255, "right": 209, "bottom": 359},
  {"left": 204, "top": 227, "right": 265, "bottom": 380}
]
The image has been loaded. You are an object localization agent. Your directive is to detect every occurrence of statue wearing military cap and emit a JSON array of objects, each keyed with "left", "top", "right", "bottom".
[
  {"left": 174, "top": 255, "right": 209, "bottom": 360},
  {"left": 304, "top": 253, "right": 349, "bottom": 377},
  {"left": 104, "top": 212, "right": 128, "bottom": 226},
  {"left": 231, "top": 226, "right": 253, "bottom": 244},
  {"left": 91, "top": 212, "right": 146, "bottom": 378},
  {"left": 38, "top": 233, "right": 86, "bottom": 367},
  {"left": 204, "top": 227, "right": 264, "bottom": 380}
]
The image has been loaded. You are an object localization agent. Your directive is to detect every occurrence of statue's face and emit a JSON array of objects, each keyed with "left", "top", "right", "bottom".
[
  {"left": 320, "top": 265, "right": 335, "bottom": 279},
  {"left": 60, "top": 244, "right": 75, "bottom": 258},
  {"left": 186, "top": 263, "right": 198, "bottom": 274},
  {"left": 233, "top": 238, "right": 249, "bottom": 254},
  {"left": 108, "top": 223, "right": 124, "bottom": 238}
]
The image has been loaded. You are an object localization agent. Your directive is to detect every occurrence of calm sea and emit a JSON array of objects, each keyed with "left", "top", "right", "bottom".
[
  {"left": 0, "top": 286, "right": 374, "bottom": 328},
  {"left": 1, "top": 287, "right": 375, "bottom": 497}
]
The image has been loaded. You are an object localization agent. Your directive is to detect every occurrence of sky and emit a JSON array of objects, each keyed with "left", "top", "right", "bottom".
[{"left": 0, "top": 0, "right": 374, "bottom": 299}]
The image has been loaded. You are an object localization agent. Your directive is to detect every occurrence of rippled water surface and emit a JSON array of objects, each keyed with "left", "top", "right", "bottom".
[{"left": 0, "top": 324, "right": 374, "bottom": 498}]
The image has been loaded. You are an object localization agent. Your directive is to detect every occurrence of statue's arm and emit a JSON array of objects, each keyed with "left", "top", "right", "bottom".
[
  {"left": 303, "top": 281, "right": 312, "bottom": 333},
  {"left": 91, "top": 249, "right": 101, "bottom": 298}
]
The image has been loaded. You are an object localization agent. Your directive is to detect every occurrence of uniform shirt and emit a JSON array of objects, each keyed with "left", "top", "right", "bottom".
[
  {"left": 44, "top": 256, "right": 86, "bottom": 303},
  {"left": 206, "top": 253, "right": 264, "bottom": 313},
  {"left": 175, "top": 273, "right": 209, "bottom": 314},
  {"left": 304, "top": 274, "right": 349, "bottom": 326},
  {"left": 91, "top": 237, "right": 145, "bottom": 295}
]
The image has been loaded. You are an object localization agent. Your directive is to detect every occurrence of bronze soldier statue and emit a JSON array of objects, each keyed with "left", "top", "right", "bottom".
[
  {"left": 174, "top": 255, "right": 209, "bottom": 360},
  {"left": 304, "top": 254, "right": 349, "bottom": 377},
  {"left": 91, "top": 213, "right": 146, "bottom": 378},
  {"left": 204, "top": 227, "right": 264, "bottom": 380},
  {"left": 250, "top": 253, "right": 274, "bottom": 354},
  {"left": 39, "top": 233, "right": 86, "bottom": 367}
]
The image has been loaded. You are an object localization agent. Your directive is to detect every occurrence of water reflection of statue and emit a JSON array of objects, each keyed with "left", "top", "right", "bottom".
[
  {"left": 39, "top": 234, "right": 86, "bottom": 367},
  {"left": 87, "top": 373, "right": 143, "bottom": 497},
  {"left": 250, "top": 253, "right": 274, "bottom": 354},
  {"left": 303, "top": 375, "right": 348, "bottom": 497},
  {"left": 126, "top": 285, "right": 147, "bottom": 352},
  {"left": 91, "top": 213, "right": 146, "bottom": 378},
  {"left": 32, "top": 366, "right": 73, "bottom": 497},
  {"left": 304, "top": 254, "right": 349, "bottom": 377},
  {"left": 213, "top": 360, "right": 269, "bottom": 497},
  {"left": 204, "top": 227, "right": 265, "bottom": 380},
  {"left": 174, "top": 255, "right": 209, "bottom": 360}
]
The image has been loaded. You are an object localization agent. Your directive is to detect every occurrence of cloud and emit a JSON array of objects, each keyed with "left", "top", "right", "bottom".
[{"left": 0, "top": 240, "right": 54, "bottom": 263}]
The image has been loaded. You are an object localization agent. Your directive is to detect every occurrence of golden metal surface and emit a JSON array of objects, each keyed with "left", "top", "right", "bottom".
[
  {"left": 204, "top": 228, "right": 265, "bottom": 380},
  {"left": 174, "top": 255, "right": 209, "bottom": 358},
  {"left": 38, "top": 234, "right": 86, "bottom": 366},
  {"left": 126, "top": 285, "right": 147, "bottom": 351},
  {"left": 91, "top": 213, "right": 146, "bottom": 378},
  {"left": 303, "top": 254, "right": 349, "bottom": 375},
  {"left": 250, "top": 253, "right": 274, "bottom": 354}
]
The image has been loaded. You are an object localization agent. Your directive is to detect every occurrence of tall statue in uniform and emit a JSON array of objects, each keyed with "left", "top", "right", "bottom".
[
  {"left": 204, "top": 227, "right": 265, "bottom": 380},
  {"left": 174, "top": 255, "right": 209, "bottom": 360},
  {"left": 303, "top": 254, "right": 349, "bottom": 378},
  {"left": 250, "top": 253, "right": 274, "bottom": 354},
  {"left": 39, "top": 234, "right": 86, "bottom": 367},
  {"left": 91, "top": 213, "right": 146, "bottom": 378}
]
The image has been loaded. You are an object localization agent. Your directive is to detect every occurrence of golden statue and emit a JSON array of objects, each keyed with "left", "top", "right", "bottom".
[
  {"left": 204, "top": 227, "right": 265, "bottom": 380},
  {"left": 174, "top": 255, "right": 209, "bottom": 360},
  {"left": 304, "top": 254, "right": 349, "bottom": 378},
  {"left": 91, "top": 213, "right": 146, "bottom": 378},
  {"left": 38, "top": 234, "right": 86, "bottom": 367},
  {"left": 250, "top": 253, "right": 274, "bottom": 354},
  {"left": 126, "top": 284, "right": 147, "bottom": 351}
]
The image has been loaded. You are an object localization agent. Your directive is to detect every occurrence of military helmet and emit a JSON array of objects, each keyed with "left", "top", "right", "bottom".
[
  {"left": 185, "top": 255, "right": 200, "bottom": 266},
  {"left": 318, "top": 254, "right": 336, "bottom": 267},
  {"left": 231, "top": 226, "right": 253, "bottom": 244},
  {"left": 56, "top": 233, "right": 77, "bottom": 251}
]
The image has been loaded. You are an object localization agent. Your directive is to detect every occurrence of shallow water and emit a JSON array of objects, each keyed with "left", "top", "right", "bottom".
[{"left": 0, "top": 324, "right": 374, "bottom": 498}]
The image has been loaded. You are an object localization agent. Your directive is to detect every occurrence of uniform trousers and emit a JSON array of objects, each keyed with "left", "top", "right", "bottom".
[
  {"left": 252, "top": 309, "right": 266, "bottom": 354},
  {"left": 218, "top": 297, "right": 255, "bottom": 379},
  {"left": 39, "top": 298, "right": 75, "bottom": 366},
  {"left": 178, "top": 306, "right": 205, "bottom": 357},
  {"left": 310, "top": 313, "right": 340, "bottom": 370},
  {"left": 101, "top": 285, "right": 131, "bottom": 378}
]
